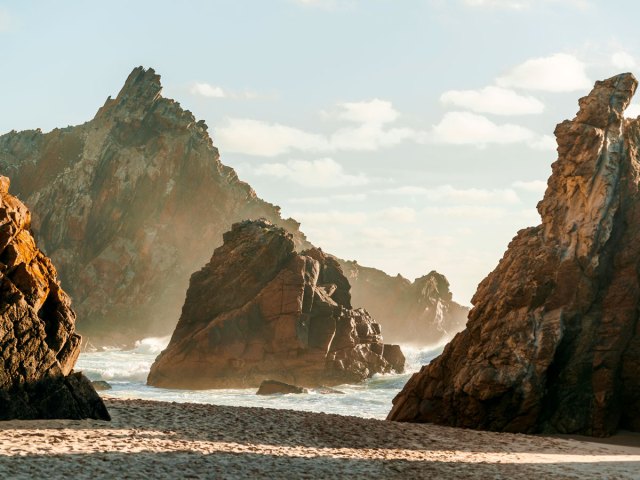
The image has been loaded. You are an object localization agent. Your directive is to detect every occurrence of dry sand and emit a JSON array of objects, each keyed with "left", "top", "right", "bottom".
[{"left": 0, "top": 398, "right": 639, "bottom": 479}]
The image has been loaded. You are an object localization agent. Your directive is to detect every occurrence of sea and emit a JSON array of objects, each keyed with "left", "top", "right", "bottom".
[{"left": 76, "top": 338, "right": 446, "bottom": 420}]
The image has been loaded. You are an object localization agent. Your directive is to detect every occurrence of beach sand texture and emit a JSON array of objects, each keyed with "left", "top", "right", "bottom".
[{"left": 0, "top": 398, "right": 639, "bottom": 479}]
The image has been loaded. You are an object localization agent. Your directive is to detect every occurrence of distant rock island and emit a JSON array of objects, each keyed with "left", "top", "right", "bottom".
[
  {"left": 339, "top": 261, "right": 468, "bottom": 345},
  {"left": 0, "top": 176, "right": 109, "bottom": 420},
  {"left": 147, "top": 219, "right": 404, "bottom": 389},
  {"left": 388, "top": 73, "right": 640, "bottom": 437},
  {"left": 0, "top": 66, "right": 467, "bottom": 346}
]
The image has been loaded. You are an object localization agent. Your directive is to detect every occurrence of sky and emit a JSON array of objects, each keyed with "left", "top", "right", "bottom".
[{"left": 1, "top": 0, "right": 640, "bottom": 305}]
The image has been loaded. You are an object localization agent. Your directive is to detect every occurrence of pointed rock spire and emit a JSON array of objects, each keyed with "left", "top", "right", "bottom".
[{"left": 388, "top": 73, "right": 640, "bottom": 437}]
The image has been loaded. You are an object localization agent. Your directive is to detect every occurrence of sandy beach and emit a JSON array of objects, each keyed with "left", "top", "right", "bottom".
[{"left": 0, "top": 398, "right": 637, "bottom": 479}]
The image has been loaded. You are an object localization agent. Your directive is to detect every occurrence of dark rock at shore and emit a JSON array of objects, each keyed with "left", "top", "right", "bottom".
[
  {"left": 91, "top": 380, "right": 113, "bottom": 391},
  {"left": 0, "top": 176, "right": 109, "bottom": 420},
  {"left": 257, "top": 380, "right": 308, "bottom": 395},
  {"left": 382, "top": 344, "right": 406, "bottom": 373},
  {"left": 147, "top": 219, "right": 404, "bottom": 389},
  {"left": 388, "top": 73, "right": 640, "bottom": 437}
]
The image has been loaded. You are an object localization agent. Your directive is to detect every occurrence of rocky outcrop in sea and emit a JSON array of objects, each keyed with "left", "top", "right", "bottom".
[
  {"left": 339, "top": 261, "right": 469, "bottom": 345},
  {"left": 0, "top": 176, "right": 109, "bottom": 420},
  {"left": 388, "top": 73, "right": 640, "bottom": 437},
  {"left": 147, "top": 219, "right": 404, "bottom": 389}
]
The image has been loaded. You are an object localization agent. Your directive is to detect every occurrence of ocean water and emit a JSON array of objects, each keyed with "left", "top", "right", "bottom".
[{"left": 76, "top": 338, "right": 446, "bottom": 420}]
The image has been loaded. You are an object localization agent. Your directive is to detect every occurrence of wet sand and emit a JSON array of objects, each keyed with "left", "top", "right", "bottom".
[{"left": 0, "top": 398, "right": 638, "bottom": 479}]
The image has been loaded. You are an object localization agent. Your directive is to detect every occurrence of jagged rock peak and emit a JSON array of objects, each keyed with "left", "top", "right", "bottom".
[
  {"left": 388, "top": 73, "right": 640, "bottom": 437},
  {"left": 148, "top": 219, "right": 404, "bottom": 389},
  {"left": 537, "top": 72, "right": 637, "bottom": 267},
  {"left": 0, "top": 176, "right": 109, "bottom": 420},
  {"left": 0, "top": 67, "right": 310, "bottom": 345},
  {"left": 413, "top": 271, "right": 453, "bottom": 303}
]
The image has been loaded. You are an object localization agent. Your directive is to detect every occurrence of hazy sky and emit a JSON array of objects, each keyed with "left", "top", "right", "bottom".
[{"left": 2, "top": 0, "right": 639, "bottom": 305}]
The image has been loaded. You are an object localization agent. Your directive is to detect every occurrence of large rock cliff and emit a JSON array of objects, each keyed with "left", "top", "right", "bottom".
[
  {"left": 0, "top": 66, "right": 463, "bottom": 347},
  {"left": 0, "top": 176, "right": 109, "bottom": 420},
  {"left": 388, "top": 73, "right": 640, "bottom": 437},
  {"left": 339, "top": 261, "right": 469, "bottom": 345},
  {"left": 147, "top": 219, "right": 404, "bottom": 389},
  {"left": 0, "top": 67, "right": 309, "bottom": 344}
]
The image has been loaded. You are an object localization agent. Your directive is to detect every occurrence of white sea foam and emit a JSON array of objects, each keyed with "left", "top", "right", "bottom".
[
  {"left": 75, "top": 339, "right": 448, "bottom": 419},
  {"left": 132, "top": 335, "right": 171, "bottom": 355}
]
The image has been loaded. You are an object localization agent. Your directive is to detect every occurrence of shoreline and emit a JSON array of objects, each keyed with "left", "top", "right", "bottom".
[{"left": 0, "top": 398, "right": 638, "bottom": 479}]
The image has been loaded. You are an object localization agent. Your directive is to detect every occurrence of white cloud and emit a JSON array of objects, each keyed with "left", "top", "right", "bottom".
[
  {"left": 190, "top": 82, "right": 261, "bottom": 100},
  {"left": 336, "top": 99, "right": 399, "bottom": 124},
  {"left": 512, "top": 180, "right": 547, "bottom": 194},
  {"left": 528, "top": 134, "right": 557, "bottom": 151},
  {"left": 375, "top": 207, "right": 417, "bottom": 223},
  {"left": 611, "top": 51, "right": 638, "bottom": 70},
  {"left": 291, "top": 210, "right": 368, "bottom": 225},
  {"left": 496, "top": 53, "right": 591, "bottom": 92},
  {"left": 431, "top": 111, "right": 535, "bottom": 146},
  {"left": 625, "top": 104, "right": 640, "bottom": 118},
  {"left": 216, "top": 119, "right": 328, "bottom": 156},
  {"left": 253, "top": 158, "right": 368, "bottom": 188},
  {"left": 190, "top": 82, "right": 225, "bottom": 98},
  {"left": 440, "top": 86, "right": 544, "bottom": 115},
  {"left": 330, "top": 124, "right": 417, "bottom": 151},
  {"left": 424, "top": 205, "right": 507, "bottom": 220},
  {"left": 378, "top": 184, "right": 520, "bottom": 204},
  {"left": 216, "top": 99, "right": 421, "bottom": 156},
  {"left": 333, "top": 193, "right": 367, "bottom": 202},
  {"left": 289, "top": 193, "right": 367, "bottom": 205}
]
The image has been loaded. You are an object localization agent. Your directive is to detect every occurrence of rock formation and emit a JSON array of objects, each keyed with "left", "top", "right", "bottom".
[
  {"left": 256, "top": 380, "right": 307, "bottom": 395},
  {"left": 0, "top": 66, "right": 461, "bottom": 348},
  {"left": 388, "top": 73, "right": 640, "bottom": 437},
  {"left": 0, "top": 176, "right": 109, "bottom": 420},
  {"left": 0, "top": 67, "right": 310, "bottom": 345},
  {"left": 339, "top": 261, "right": 469, "bottom": 345},
  {"left": 147, "top": 219, "right": 404, "bottom": 389}
]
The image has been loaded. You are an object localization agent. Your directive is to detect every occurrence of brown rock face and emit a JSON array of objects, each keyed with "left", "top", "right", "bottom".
[
  {"left": 147, "top": 219, "right": 404, "bottom": 389},
  {"left": 256, "top": 380, "right": 307, "bottom": 395},
  {"left": 0, "top": 67, "right": 310, "bottom": 345},
  {"left": 388, "top": 73, "right": 640, "bottom": 437},
  {"left": 0, "top": 66, "right": 462, "bottom": 349},
  {"left": 0, "top": 177, "right": 109, "bottom": 420},
  {"left": 340, "top": 261, "right": 469, "bottom": 345}
]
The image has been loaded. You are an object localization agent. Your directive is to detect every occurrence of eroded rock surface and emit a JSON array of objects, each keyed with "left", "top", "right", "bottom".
[
  {"left": 0, "top": 176, "right": 109, "bottom": 420},
  {"left": 340, "top": 261, "right": 469, "bottom": 345},
  {"left": 147, "top": 219, "right": 404, "bottom": 389},
  {"left": 0, "top": 67, "right": 310, "bottom": 345},
  {"left": 256, "top": 380, "right": 307, "bottom": 395},
  {"left": 388, "top": 73, "right": 640, "bottom": 437},
  {"left": 0, "top": 66, "right": 463, "bottom": 349}
]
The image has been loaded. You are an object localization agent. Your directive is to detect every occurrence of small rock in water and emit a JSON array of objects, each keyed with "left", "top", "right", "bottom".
[
  {"left": 91, "top": 381, "right": 113, "bottom": 391},
  {"left": 256, "top": 380, "right": 308, "bottom": 395}
]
